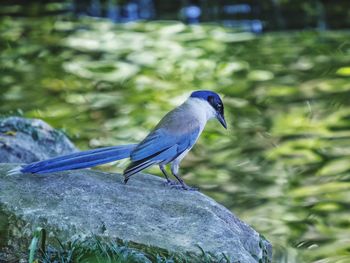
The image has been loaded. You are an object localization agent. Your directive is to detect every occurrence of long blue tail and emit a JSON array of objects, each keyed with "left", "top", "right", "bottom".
[{"left": 19, "top": 144, "right": 137, "bottom": 174}]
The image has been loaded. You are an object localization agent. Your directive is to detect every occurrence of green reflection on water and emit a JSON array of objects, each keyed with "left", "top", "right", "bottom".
[{"left": 1, "top": 16, "right": 350, "bottom": 262}]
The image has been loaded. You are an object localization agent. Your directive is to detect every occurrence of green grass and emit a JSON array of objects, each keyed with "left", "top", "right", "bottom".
[{"left": 28, "top": 229, "right": 232, "bottom": 263}]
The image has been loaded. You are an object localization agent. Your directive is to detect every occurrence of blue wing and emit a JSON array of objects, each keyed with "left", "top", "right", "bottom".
[
  {"left": 123, "top": 128, "right": 200, "bottom": 180},
  {"left": 123, "top": 110, "right": 201, "bottom": 181}
]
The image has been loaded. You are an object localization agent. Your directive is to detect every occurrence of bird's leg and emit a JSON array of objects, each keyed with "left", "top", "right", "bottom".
[
  {"left": 170, "top": 163, "right": 198, "bottom": 191},
  {"left": 159, "top": 165, "right": 178, "bottom": 185}
]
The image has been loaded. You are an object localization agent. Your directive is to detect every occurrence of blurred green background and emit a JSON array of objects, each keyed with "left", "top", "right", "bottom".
[{"left": 1, "top": 1, "right": 350, "bottom": 262}]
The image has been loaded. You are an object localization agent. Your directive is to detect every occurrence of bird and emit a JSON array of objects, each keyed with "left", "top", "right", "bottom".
[{"left": 9, "top": 90, "right": 227, "bottom": 190}]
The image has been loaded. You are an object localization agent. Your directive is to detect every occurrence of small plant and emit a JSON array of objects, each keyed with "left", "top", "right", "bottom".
[
  {"left": 27, "top": 229, "right": 232, "bottom": 263},
  {"left": 28, "top": 227, "right": 46, "bottom": 263}
]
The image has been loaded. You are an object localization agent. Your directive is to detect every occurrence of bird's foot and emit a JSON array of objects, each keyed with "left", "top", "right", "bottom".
[
  {"left": 183, "top": 185, "right": 199, "bottom": 191},
  {"left": 170, "top": 183, "right": 199, "bottom": 191},
  {"left": 163, "top": 179, "right": 179, "bottom": 186}
]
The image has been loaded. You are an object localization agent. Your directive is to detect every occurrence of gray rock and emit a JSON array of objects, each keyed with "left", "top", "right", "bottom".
[
  {"left": 0, "top": 117, "right": 77, "bottom": 163},
  {"left": 0, "top": 163, "right": 271, "bottom": 262},
  {"left": 0, "top": 117, "right": 271, "bottom": 262}
]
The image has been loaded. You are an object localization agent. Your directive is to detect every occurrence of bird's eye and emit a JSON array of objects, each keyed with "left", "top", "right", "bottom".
[{"left": 217, "top": 104, "right": 222, "bottom": 110}]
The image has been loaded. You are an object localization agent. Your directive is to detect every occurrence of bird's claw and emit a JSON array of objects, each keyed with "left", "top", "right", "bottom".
[
  {"left": 162, "top": 179, "right": 198, "bottom": 191},
  {"left": 169, "top": 183, "right": 199, "bottom": 191},
  {"left": 163, "top": 179, "right": 179, "bottom": 186},
  {"left": 183, "top": 185, "right": 199, "bottom": 191}
]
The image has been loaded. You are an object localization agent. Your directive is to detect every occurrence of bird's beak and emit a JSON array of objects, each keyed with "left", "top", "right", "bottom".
[{"left": 217, "top": 113, "right": 227, "bottom": 129}]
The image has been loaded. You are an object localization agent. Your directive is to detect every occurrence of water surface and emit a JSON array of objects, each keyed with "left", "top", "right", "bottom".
[{"left": 1, "top": 16, "right": 350, "bottom": 262}]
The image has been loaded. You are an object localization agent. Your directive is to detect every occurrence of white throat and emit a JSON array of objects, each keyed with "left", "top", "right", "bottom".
[{"left": 185, "top": 97, "right": 216, "bottom": 122}]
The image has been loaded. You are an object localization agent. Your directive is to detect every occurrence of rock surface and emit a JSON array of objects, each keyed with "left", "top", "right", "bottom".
[
  {"left": 0, "top": 117, "right": 272, "bottom": 262},
  {"left": 0, "top": 164, "right": 272, "bottom": 262},
  {"left": 0, "top": 117, "right": 77, "bottom": 163}
]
